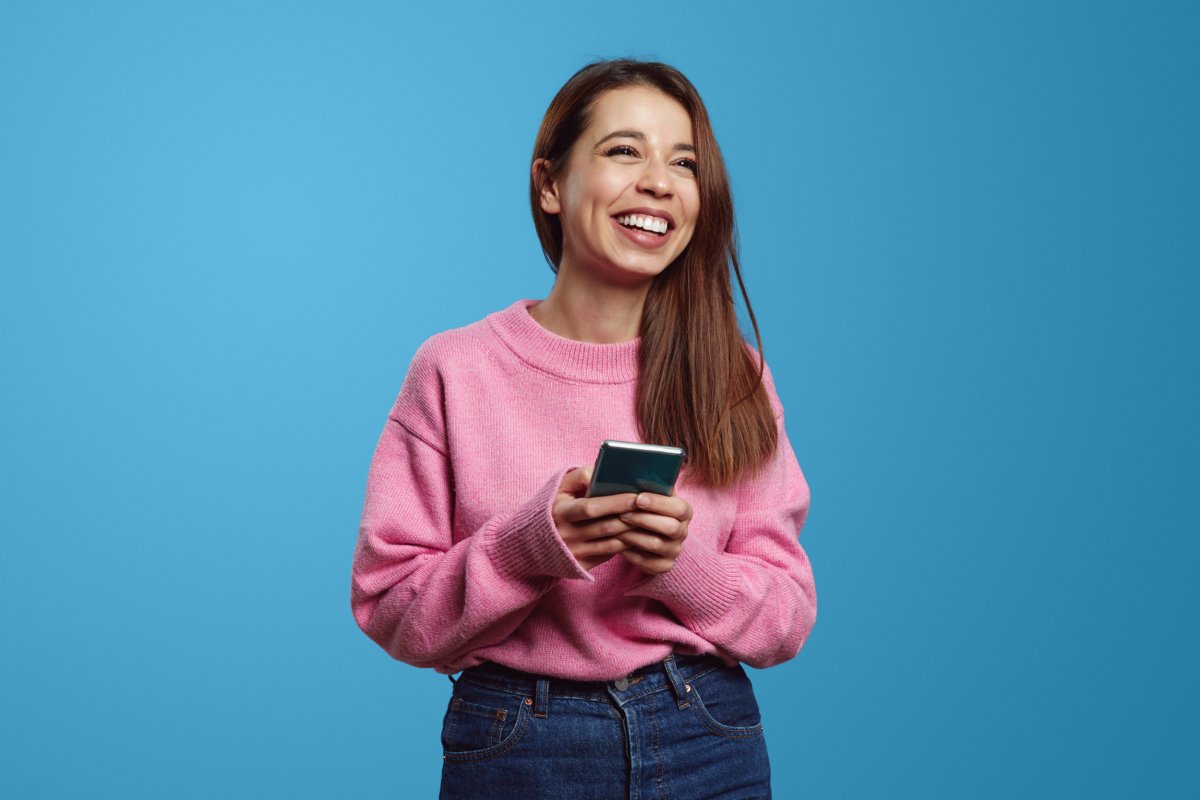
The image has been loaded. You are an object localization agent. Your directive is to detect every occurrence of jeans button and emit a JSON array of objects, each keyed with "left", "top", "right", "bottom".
[{"left": 614, "top": 677, "right": 630, "bottom": 691}]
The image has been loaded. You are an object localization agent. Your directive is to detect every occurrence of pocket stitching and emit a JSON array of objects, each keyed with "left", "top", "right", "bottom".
[
  {"left": 442, "top": 695, "right": 533, "bottom": 763},
  {"left": 688, "top": 684, "right": 764, "bottom": 739},
  {"left": 446, "top": 697, "right": 509, "bottom": 749}
]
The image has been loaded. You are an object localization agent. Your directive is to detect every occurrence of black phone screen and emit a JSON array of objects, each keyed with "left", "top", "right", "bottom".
[{"left": 586, "top": 440, "right": 685, "bottom": 497}]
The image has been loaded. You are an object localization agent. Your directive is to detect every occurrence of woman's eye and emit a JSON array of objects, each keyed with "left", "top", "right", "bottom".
[
  {"left": 676, "top": 158, "right": 698, "bottom": 174},
  {"left": 606, "top": 145, "right": 638, "bottom": 157}
]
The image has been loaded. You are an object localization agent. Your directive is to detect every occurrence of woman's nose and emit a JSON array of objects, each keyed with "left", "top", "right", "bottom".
[{"left": 636, "top": 159, "right": 672, "bottom": 197}]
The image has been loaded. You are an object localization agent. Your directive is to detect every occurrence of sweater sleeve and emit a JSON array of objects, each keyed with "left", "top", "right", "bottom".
[
  {"left": 622, "top": 360, "right": 817, "bottom": 669},
  {"left": 350, "top": 341, "right": 593, "bottom": 670}
]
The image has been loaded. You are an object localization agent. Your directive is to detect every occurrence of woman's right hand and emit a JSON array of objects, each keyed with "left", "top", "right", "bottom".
[{"left": 552, "top": 467, "right": 639, "bottom": 571}]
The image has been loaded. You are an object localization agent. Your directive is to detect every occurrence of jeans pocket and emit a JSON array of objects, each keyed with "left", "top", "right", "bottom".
[
  {"left": 687, "top": 664, "right": 765, "bottom": 739},
  {"left": 440, "top": 680, "right": 532, "bottom": 763}
]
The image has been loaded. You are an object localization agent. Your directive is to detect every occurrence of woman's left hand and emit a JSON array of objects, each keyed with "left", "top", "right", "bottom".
[{"left": 616, "top": 492, "right": 693, "bottom": 575}]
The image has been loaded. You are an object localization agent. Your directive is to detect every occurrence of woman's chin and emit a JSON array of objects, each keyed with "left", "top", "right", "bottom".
[
  {"left": 560, "top": 247, "right": 680, "bottom": 288},
  {"left": 602, "top": 249, "right": 681, "bottom": 283}
]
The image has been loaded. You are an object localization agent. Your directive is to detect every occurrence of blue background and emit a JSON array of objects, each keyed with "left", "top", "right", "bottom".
[{"left": 3, "top": 1, "right": 1197, "bottom": 796}]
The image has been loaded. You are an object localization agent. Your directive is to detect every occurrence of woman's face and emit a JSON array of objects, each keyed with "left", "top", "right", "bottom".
[{"left": 538, "top": 85, "right": 700, "bottom": 284}]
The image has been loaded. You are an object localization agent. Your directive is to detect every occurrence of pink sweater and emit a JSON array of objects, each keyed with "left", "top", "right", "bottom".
[{"left": 350, "top": 299, "right": 816, "bottom": 681}]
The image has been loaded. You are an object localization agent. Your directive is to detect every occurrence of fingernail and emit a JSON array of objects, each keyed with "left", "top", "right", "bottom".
[{"left": 637, "top": 494, "right": 651, "bottom": 508}]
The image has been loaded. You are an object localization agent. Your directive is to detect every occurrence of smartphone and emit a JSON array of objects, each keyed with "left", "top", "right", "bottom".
[{"left": 585, "top": 440, "right": 686, "bottom": 498}]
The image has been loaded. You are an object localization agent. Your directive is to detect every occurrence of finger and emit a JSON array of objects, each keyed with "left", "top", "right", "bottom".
[
  {"left": 615, "top": 529, "right": 682, "bottom": 555},
  {"left": 619, "top": 546, "right": 676, "bottom": 575},
  {"left": 572, "top": 536, "right": 628, "bottom": 558},
  {"left": 618, "top": 511, "right": 685, "bottom": 539},
  {"left": 574, "top": 515, "right": 638, "bottom": 540},
  {"left": 634, "top": 492, "right": 692, "bottom": 522},
  {"left": 560, "top": 493, "right": 639, "bottom": 524},
  {"left": 558, "top": 467, "right": 591, "bottom": 496}
]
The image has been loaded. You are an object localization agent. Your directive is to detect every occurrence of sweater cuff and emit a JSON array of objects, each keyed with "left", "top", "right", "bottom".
[
  {"left": 622, "top": 545, "right": 739, "bottom": 629},
  {"left": 483, "top": 468, "right": 595, "bottom": 583}
]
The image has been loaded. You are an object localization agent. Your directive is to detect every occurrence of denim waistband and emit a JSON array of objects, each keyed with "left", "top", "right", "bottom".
[{"left": 456, "top": 652, "right": 729, "bottom": 706}]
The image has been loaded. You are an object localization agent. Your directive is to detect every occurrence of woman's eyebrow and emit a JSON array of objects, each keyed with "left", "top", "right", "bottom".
[{"left": 595, "top": 130, "right": 695, "bottom": 153}]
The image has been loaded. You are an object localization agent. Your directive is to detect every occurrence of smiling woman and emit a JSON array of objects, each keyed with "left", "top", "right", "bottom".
[
  {"left": 350, "top": 59, "right": 816, "bottom": 799},
  {"left": 532, "top": 85, "right": 700, "bottom": 285}
]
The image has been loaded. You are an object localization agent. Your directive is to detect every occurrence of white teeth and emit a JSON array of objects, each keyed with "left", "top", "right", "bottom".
[{"left": 617, "top": 214, "right": 669, "bottom": 235}]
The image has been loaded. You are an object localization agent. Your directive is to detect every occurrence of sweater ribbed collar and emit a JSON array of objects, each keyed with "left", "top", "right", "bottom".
[{"left": 487, "top": 298, "right": 641, "bottom": 384}]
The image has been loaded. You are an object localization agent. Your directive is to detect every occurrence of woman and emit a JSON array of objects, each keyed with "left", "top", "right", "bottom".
[{"left": 350, "top": 59, "right": 816, "bottom": 799}]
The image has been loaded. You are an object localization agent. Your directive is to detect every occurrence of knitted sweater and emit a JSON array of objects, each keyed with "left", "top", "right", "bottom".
[{"left": 350, "top": 298, "right": 816, "bottom": 681}]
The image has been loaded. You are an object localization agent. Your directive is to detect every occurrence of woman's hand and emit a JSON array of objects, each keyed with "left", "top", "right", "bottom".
[
  {"left": 553, "top": 467, "right": 640, "bottom": 571},
  {"left": 616, "top": 492, "right": 693, "bottom": 576}
]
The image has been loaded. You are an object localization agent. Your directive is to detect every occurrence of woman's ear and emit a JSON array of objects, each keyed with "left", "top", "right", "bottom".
[{"left": 532, "top": 158, "right": 561, "bottom": 215}]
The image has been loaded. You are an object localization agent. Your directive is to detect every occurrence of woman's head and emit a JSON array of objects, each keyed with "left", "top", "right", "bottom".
[{"left": 530, "top": 60, "right": 734, "bottom": 285}]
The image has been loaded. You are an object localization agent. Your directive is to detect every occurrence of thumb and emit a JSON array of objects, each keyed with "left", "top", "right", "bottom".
[{"left": 558, "top": 466, "right": 591, "bottom": 496}]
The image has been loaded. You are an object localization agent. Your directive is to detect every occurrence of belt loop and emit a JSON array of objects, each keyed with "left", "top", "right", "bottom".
[
  {"left": 662, "top": 654, "right": 692, "bottom": 709},
  {"left": 533, "top": 677, "right": 550, "bottom": 718}
]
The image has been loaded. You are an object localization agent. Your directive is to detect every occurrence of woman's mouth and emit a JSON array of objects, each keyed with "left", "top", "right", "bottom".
[{"left": 611, "top": 214, "right": 672, "bottom": 248}]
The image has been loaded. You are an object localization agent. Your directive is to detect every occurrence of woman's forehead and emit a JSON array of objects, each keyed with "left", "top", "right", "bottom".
[{"left": 585, "top": 86, "right": 694, "bottom": 145}]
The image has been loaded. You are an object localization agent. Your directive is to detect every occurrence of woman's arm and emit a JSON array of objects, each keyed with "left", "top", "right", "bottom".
[
  {"left": 350, "top": 343, "right": 594, "bottom": 670},
  {"left": 351, "top": 416, "right": 593, "bottom": 669},
  {"left": 622, "top": 364, "right": 817, "bottom": 669}
]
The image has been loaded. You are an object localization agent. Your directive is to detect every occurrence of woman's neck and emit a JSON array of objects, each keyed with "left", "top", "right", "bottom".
[{"left": 528, "top": 264, "right": 651, "bottom": 344}]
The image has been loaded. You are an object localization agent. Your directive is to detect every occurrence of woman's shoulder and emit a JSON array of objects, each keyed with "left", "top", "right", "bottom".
[
  {"left": 389, "top": 303, "right": 518, "bottom": 438},
  {"left": 407, "top": 300, "right": 523, "bottom": 371}
]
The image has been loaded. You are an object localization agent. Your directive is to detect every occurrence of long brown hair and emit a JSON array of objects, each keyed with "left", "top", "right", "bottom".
[{"left": 530, "top": 59, "right": 777, "bottom": 488}]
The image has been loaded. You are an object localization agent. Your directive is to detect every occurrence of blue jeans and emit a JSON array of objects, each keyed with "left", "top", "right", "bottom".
[{"left": 439, "top": 653, "right": 771, "bottom": 799}]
